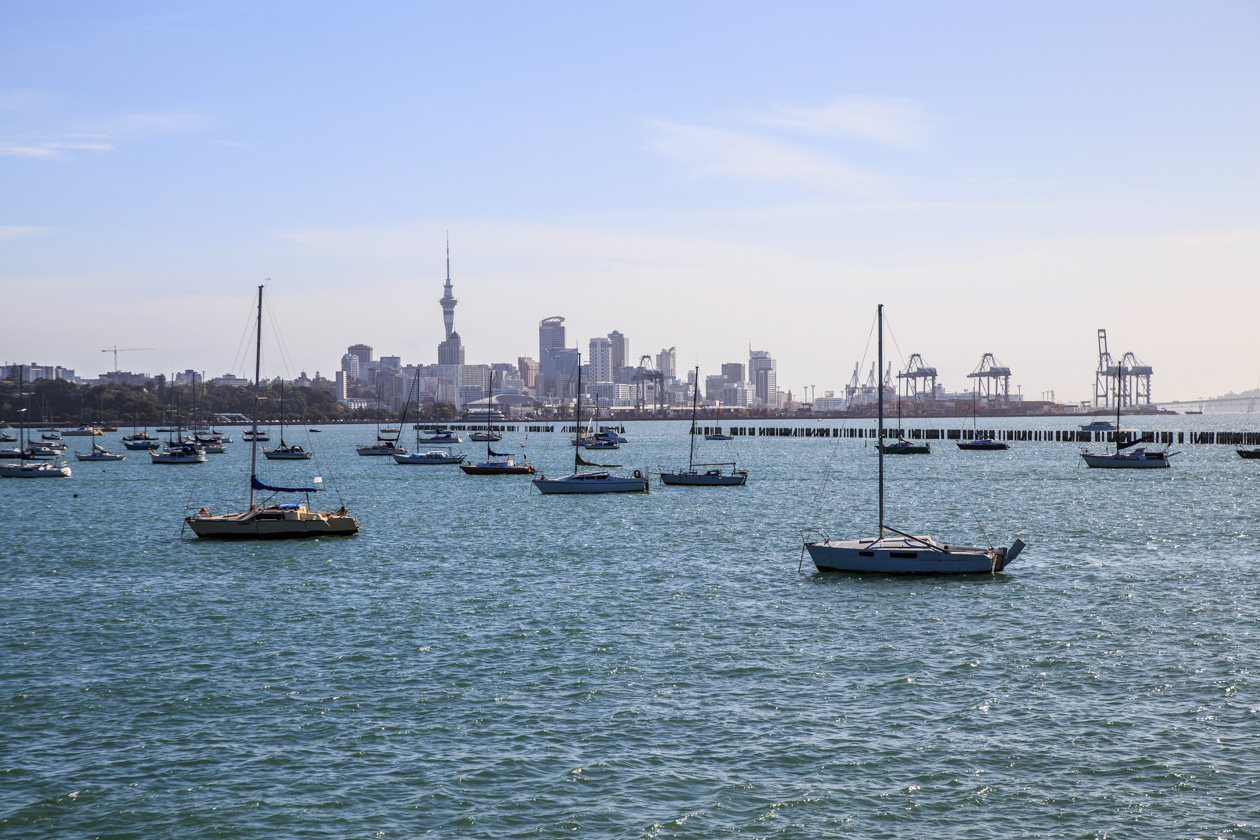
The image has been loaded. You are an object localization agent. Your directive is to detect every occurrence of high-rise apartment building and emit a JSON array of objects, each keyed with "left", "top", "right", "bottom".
[
  {"left": 608, "top": 330, "right": 629, "bottom": 373},
  {"left": 517, "top": 357, "right": 539, "bottom": 390},
  {"left": 721, "top": 362, "right": 745, "bottom": 384},
  {"left": 340, "top": 352, "right": 360, "bottom": 385},
  {"left": 588, "top": 336, "right": 613, "bottom": 383},
  {"left": 347, "top": 344, "right": 372, "bottom": 383},
  {"left": 656, "top": 347, "right": 677, "bottom": 383}
]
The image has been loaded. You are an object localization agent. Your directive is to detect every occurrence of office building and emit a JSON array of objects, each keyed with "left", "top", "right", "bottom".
[
  {"left": 608, "top": 330, "right": 629, "bottom": 373},
  {"left": 750, "top": 350, "right": 777, "bottom": 408},
  {"left": 721, "top": 363, "right": 745, "bottom": 384},
  {"left": 347, "top": 344, "right": 373, "bottom": 383},
  {"left": 656, "top": 347, "right": 677, "bottom": 383}
]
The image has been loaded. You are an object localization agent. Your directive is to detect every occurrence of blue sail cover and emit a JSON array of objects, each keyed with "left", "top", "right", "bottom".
[
  {"left": 251, "top": 475, "right": 323, "bottom": 493},
  {"left": 489, "top": 448, "right": 513, "bottom": 457}
]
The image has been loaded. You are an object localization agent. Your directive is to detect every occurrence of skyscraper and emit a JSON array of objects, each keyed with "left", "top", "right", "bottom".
[
  {"left": 538, "top": 316, "right": 566, "bottom": 396},
  {"left": 608, "top": 330, "right": 629, "bottom": 373},
  {"left": 347, "top": 344, "right": 372, "bottom": 383},
  {"left": 750, "top": 350, "right": 777, "bottom": 408},
  {"left": 437, "top": 239, "right": 465, "bottom": 365},
  {"left": 721, "top": 362, "right": 745, "bottom": 384},
  {"left": 589, "top": 336, "right": 613, "bottom": 383}
]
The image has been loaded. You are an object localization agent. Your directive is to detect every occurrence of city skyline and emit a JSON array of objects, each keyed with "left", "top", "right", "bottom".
[{"left": 3, "top": 3, "right": 1258, "bottom": 402}]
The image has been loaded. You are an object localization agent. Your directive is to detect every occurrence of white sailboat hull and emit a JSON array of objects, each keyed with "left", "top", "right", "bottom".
[
  {"left": 0, "top": 462, "right": 72, "bottom": 478},
  {"left": 1081, "top": 450, "right": 1170, "bottom": 469},
  {"left": 805, "top": 535, "right": 1020, "bottom": 575},
  {"left": 532, "top": 471, "right": 648, "bottom": 494}
]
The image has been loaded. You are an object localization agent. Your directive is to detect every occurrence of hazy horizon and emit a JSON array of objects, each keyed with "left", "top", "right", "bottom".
[{"left": 3, "top": 2, "right": 1257, "bottom": 403}]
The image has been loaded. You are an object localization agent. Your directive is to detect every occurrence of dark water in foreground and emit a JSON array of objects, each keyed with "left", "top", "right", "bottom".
[{"left": 2, "top": 418, "right": 1258, "bottom": 837}]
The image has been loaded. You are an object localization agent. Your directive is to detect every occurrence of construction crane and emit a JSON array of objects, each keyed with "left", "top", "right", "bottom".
[
  {"left": 101, "top": 346, "right": 154, "bottom": 371},
  {"left": 1094, "top": 330, "right": 1154, "bottom": 408}
]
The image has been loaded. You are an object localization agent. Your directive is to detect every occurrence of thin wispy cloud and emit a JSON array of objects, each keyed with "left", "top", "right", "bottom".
[
  {"left": 0, "top": 225, "right": 50, "bottom": 240},
  {"left": 748, "top": 96, "right": 934, "bottom": 148},
  {"left": 0, "top": 139, "right": 111, "bottom": 159},
  {"left": 647, "top": 120, "right": 877, "bottom": 189}
]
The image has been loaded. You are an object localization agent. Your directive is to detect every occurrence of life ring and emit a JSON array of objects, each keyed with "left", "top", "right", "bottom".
[{"left": 633, "top": 469, "right": 642, "bottom": 479}]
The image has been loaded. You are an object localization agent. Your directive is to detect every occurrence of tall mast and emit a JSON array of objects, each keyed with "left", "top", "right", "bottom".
[
  {"left": 688, "top": 365, "right": 699, "bottom": 470},
  {"left": 249, "top": 284, "right": 263, "bottom": 507},
  {"left": 877, "top": 304, "right": 885, "bottom": 538},
  {"left": 573, "top": 354, "right": 582, "bottom": 473}
]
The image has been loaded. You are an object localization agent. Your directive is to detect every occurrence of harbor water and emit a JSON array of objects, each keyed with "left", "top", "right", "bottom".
[{"left": 2, "top": 416, "right": 1258, "bottom": 837}]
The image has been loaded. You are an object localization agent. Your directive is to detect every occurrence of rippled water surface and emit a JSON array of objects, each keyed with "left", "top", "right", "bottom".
[{"left": 2, "top": 418, "right": 1258, "bottom": 837}]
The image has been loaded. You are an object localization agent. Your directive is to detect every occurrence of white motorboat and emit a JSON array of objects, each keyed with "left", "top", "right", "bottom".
[
  {"left": 62, "top": 427, "right": 104, "bottom": 436},
  {"left": 1080, "top": 420, "right": 1116, "bottom": 432},
  {"left": 534, "top": 356, "right": 647, "bottom": 494},
  {"left": 803, "top": 304, "right": 1025, "bottom": 575},
  {"left": 186, "top": 286, "right": 357, "bottom": 540},
  {"left": 660, "top": 366, "right": 747, "bottom": 487}
]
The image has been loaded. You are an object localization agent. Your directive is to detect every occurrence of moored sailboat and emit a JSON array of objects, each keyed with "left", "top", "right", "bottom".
[
  {"left": 660, "top": 366, "right": 746, "bottom": 486},
  {"left": 533, "top": 356, "right": 647, "bottom": 494},
  {"left": 186, "top": 285, "right": 357, "bottom": 539},
  {"left": 1080, "top": 377, "right": 1175, "bottom": 469},
  {"left": 802, "top": 305, "right": 1024, "bottom": 575},
  {"left": 460, "top": 379, "right": 535, "bottom": 475},
  {"left": 0, "top": 370, "right": 71, "bottom": 478}
]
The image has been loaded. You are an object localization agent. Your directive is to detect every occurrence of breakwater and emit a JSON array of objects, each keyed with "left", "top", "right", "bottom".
[{"left": 692, "top": 425, "right": 1260, "bottom": 446}]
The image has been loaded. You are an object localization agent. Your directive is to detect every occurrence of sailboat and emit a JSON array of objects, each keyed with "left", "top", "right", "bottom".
[
  {"left": 660, "top": 366, "right": 747, "bottom": 486},
  {"left": 394, "top": 367, "right": 463, "bottom": 464},
  {"left": 802, "top": 305, "right": 1025, "bottom": 575},
  {"left": 151, "top": 382, "right": 206, "bottom": 463},
  {"left": 957, "top": 381, "right": 1008, "bottom": 451},
  {"left": 263, "top": 381, "right": 312, "bottom": 460},
  {"left": 122, "top": 406, "right": 161, "bottom": 449},
  {"left": 186, "top": 286, "right": 358, "bottom": 538},
  {"left": 0, "top": 369, "right": 72, "bottom": 478},
  {"left": 533, "top": 355, "right": 648, "bottom": 494},
  {"left": 1080, "top": 377, "right": 1175, "bottom": 469},
  {"left": 460, "top": 378, "right": 535, "bottom": 474},
  {"left": 705, "top": 405, "right": 733, "bottom": 440},
  {"left": 880, "top": 374, "right": 929, "bottom": 454},
  {"left": 75, "top": 441, "right": 126, "bottom": 462}
]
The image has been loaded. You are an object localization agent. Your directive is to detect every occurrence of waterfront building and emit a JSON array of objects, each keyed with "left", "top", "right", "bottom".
[{"left": 212, "top": 373, "right": 250, "bottom": 387}]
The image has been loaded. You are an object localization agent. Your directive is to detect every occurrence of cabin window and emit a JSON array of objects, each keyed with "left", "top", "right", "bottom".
[
  {"left": 889, "top": 551, "right": 918, "bottom": 559},
  {"left": 858, "top": 551, "right": 874, "bottom": 557}
]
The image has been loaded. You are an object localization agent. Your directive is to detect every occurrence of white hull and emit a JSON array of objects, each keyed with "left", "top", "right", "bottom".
[
  {"left": 263, "top": 448, "right": 313, "bottom": 460},
  {"left": 1081, "top": 451, "right": 1170, "bottom": 469},
  {"left": 357, "top": 444, "right": 401, "bottom": 456},
  {"left": 151, "top": 451, "right": 207, "bottom": 464},
  {"left": 533, "top": 471, "right": 648, "bottom": 494},
  {"left": 75, "top": 452, "right": 125, "bottom": 461},
  {"left": 0, "top": 462, "right": 72, "bottom": 478},
  {"left": 805, "top": 535, "right": 1022, "bottom": 575}
]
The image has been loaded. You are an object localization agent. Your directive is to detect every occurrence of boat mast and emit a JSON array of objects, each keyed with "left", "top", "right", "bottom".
[
  {"left": 877, "top": 304, "right": 885, "bottom": 538},
  {"left": 486, "top": 376, "right": 493, "bottom": 459},
  {"left": 249, "top": 284, "right": 263, "bottom": 508},
  {"left": 573, "top": 354, "right": 582, "bottom": 474},
  {"left": 688, "top": 365, "right": 699, "bottom": 471}
]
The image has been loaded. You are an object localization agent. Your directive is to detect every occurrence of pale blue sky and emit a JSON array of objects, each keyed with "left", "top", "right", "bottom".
[{"left": 3, "top": 1, "right": 1258, "bottom": 401}]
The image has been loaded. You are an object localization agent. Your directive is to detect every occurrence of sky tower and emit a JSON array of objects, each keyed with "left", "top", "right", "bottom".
[{"left": 439, "top": 234, "right": 457, "bottom": 340}]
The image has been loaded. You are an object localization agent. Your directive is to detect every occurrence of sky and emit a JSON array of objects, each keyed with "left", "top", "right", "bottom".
[{"left": 2, "top": 1, "right": 1258, "bottom": 403}]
